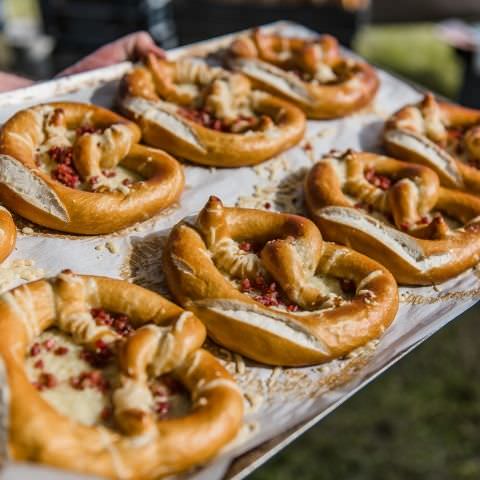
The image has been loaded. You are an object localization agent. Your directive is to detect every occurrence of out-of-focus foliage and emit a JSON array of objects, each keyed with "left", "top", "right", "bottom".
[{"left": 354, "top": 24, "right": 463, "bottom": 98}]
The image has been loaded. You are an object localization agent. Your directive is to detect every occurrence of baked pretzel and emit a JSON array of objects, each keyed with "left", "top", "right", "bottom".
[
  {"left": 0, "top": 102, "right": 184, "bottom": 234},
  {"left": 384, "top": 93, "right": 480, "bottom": 193},
  {"left": 164, "top": 196, "right": 398, "bottom": 366},
  {"left": 228, "top": 29, "right": 379, "bottom": 119},
  {"left": 305, "top": 150, "right": 480, "bottom": 284},
  {"left": 117, "top": 54, "right": 306, "bottom": 167},
  {"left": 2, "top": 272, "right": 243, "bottom": 479}
]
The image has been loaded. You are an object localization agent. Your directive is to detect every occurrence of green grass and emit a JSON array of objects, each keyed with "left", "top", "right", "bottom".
[
  {"left": 354, "top": 24, "right": 463, "bottom": 98},
  {"left": 251, "top": 303, "right": 480, "bottom": 480}
]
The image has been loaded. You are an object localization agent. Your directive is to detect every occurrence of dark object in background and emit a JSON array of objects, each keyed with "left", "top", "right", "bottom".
[
  {"left": 39, "top": 0, "right": 178, "bottom": 72},
  {"left": 173, "top": 0, "right": 369, "bottom": 48}
]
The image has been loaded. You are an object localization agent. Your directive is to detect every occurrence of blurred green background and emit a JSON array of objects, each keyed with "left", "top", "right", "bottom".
[{"left": 251, "top": 304, "right": 480, "bottom": 480}]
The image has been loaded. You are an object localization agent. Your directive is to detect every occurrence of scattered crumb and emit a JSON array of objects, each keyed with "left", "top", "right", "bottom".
[
  {"left": 234, "top": 353, "right": 245, "bottom": 375},
  {"left": 21, "top": 227, "right": 34, "bottom": 235},
  {"left": 105, "top": 241, "right": 118, "bottom": 254},
  {"left": 0, "top": 259, "right": 44, "bottom": 293}
]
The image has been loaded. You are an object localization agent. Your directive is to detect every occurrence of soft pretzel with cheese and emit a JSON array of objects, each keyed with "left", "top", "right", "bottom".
[
  {"left": 2, "top": 272, "right": 243, "bottom": 479},
  {"left": 164, "top": 196, "right": 398, "bottom": 366},
  {"left": 305, "top": 150, "right": 480, "bottom": 284},
  {"left": 117, "top": 54, "right": 306, "bottom": 167},
  {"left": 228, "top": 29, "right": 379, "bottom": 119},
  {"left": 0, "top": 102, "right": 184, "bottom": 234},
  {"left": 384, "top": 93, "right": 480, "bottom": 194}
]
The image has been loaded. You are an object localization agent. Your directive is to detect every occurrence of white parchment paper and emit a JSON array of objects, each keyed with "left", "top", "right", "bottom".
[{"left": 0, "top": 22, "right": 478, "bottom": 480}]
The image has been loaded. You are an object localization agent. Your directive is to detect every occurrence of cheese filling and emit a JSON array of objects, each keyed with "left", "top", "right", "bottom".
[{"left": 26, "top": 322, "right": 191, "bottom": 429}]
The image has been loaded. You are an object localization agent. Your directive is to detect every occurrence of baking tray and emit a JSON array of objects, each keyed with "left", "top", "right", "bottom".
[{"left": 0, "top": 21, "right": 479, "bottom": 480}]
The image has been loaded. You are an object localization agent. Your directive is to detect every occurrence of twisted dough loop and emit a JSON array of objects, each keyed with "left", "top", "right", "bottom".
[
  {"left": 118, "top": 55, "right": 306, "bottom": 167},
  {"left": 305, "top": 150, "right": 480, "bottom": 284},
  {"left": 164, "top": 196, "right": 398, "bottom": 366},
  {"left": 0, "top": 102, "right": 184, "bottom": 234},
  {"left": 2, "top": 273, "right": 243, "bottom": 480},
  {"left": 229, "top": 29, "right": 379, "bottom": 119},
  {"left": 384, "top": 93, "right": 480, "bottom": 193}
]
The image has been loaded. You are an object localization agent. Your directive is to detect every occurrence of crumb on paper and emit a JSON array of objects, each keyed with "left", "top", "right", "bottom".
[
  {"left": 267, "top": 367, "right": 282, "bottom": 388},
  {"left": 94, "top": 244, "right": 104, "bottom": 251},
  {"left": 21, "top": 227, "right": 34, "bottom": 235},
  {"left": 105, "top": 241, "right": 118, "bottom": 254},
  {"left": 0, "top": 259, "right": 44, "bottom": 293},
  {"left": 234, "top": 353, "right": 245, "bottom": 375},
  {"left": 244, "top": 391, "right": 264, "bottom": 413}
]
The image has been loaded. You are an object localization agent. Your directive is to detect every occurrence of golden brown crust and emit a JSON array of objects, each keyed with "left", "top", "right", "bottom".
[
  {"left": 117, "top": 56, "right": 306, "bottom": 167},
  {"left": 228, "top": 30, "right": 379, "bottom": 119},
  {"left": 305, "top": 150, "right": 480, "bottom": 284},
  {"left": 0, "top": 207, "right": 16, "bottom": 263},
  {"left": 3, "top": 272, "right": 243, "bottom": 479},
  {"left": 163, "top": 196, "right": 398, "bottom": 366},
  {"left": 384, "top": 93, "right": 480, "bottom": 193},
  {"left": 0, "top": 102, "right": 184, "bottom": 234}
]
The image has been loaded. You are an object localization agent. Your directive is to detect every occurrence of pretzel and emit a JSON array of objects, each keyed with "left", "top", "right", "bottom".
[
  {"left": 384, "top": 93, "right": 480, "bottom": 194},
  {"left": 228, "top": 29, "right": 379, "bottom": 119},
  {"left": 0, "top": 102, "right": 184, "bottom": 234},
  {"left": 163, "top": 196, "right": 398, "bottom": 366},
  {"left": 117, "top": 54, "right": 306, "bottom": 167},
  {"left": 305, "top": 150, "right": 480, "bottom": 284},
  {"left": 2, "top": 272, "right": 243, "bottom": 479}
]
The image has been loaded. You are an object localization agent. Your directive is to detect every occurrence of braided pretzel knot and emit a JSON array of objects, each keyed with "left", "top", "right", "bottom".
[
  {"left": 384, "top": 93, "right": 480, "bottom": 193},
  {"left": 117, "top": 54, "right": 306, "bottom": 167},
  {"left": 0, "top": 102, "right": 184, "bottom": 234},
  {"left": 228, "top": 29, "right": 379, "bottom": 119},
  {"left": 1, "top": 272, "right": 243, "bottom": 479},
  {"left": 164, "top": 196, "right": 398, "bottom": 366},
  {"left": 305, "top": 150, "right": 480, "bottom": 284}
]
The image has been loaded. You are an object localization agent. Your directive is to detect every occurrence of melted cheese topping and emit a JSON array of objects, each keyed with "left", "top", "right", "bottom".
[
  {"left": 35, "top": 123, "right": 141, "bottom": 193},
  {"left": 26, "top": 329, "right": 191, "bottom": 429}
]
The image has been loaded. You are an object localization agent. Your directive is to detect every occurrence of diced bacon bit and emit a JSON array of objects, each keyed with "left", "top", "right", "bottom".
[
  {"left": 48, "top": 145, "right": 82, "bottom": 188},
  {"left": 239, "top": 241, "right": 252, "bottom": 252},
  {"left": 158, "top": 374, "right": 183, "bottom": 395},
  {"left": 69, "top": 370, "right": 109, "bottom": 393},
  {"left": 177, "top": 107, "right": 258, "bottom": 133},
  {"left": 76, "top": 124, "right": 100, "bottom": 136},
  {"left": 48, "top": 145, "right": 73, "bottom": 165},
  {"left": 88, "top": 176, "right": 99, "bottom": 186},
  {"left": 447, "top": 127, "right": 464, "bottom": 140},
  {"left": 240, "top": 274, "right": 298, "bottom": 310},
  {"left": 340, "top": 278, "right": 356, "bottom": 295},
  {"left": 101, "top": 406, "right": 112, "bottom": 421},
  {"left": 154, "top": 400, "right": 170, "bottom": 417},
  {"left": 102, "top": 169, "right": 116, "bottom": 178},
  {"left": 122, "top": 178, "right": 132, "bottom": 186},
  {"left": 303, "top": 142, "right": 313, "bottom": 151},
  {"left": 354, "top": 201, "right": 374, "bottom": 213},
  {"left": 34, "top": 359, "right": 44, "bottom": 369},
  {"left": 42, "top": 338, "right": 56, "bottom": 351},
  {"left": 54, "top": 346, "right": 69, "bottom": 356},
  {"left": 52, "top": 163, "right": 80, "bottom": 189},
  {"left": 34, "top": 372, "right": 58, "bottom": 391},
  {"left": 364, "top": 167, "right": 392, "bottom": 191},
  {"left": 468, "top": 158, "right": 480, "bottom": 170},
  {"left": 400, "top": 222, "right": 410, "bottom": 231},
  {"left": 30, "top": 342, "right": 41, "bottom": 356},
  {"left": 91, "top": 308, "right": 134, "bottom": 337},
  {"left": 264, "top": 202, "right": 272, "bottom": 210},
  {"left": 49, "top": 108, "right": 65, "bottom": 126},
  {"left": 419, "top": 216, "right": 430, "bottom": 225},
  {"left": 79, "top": 339, "right": 114, "bottom": 368}
]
